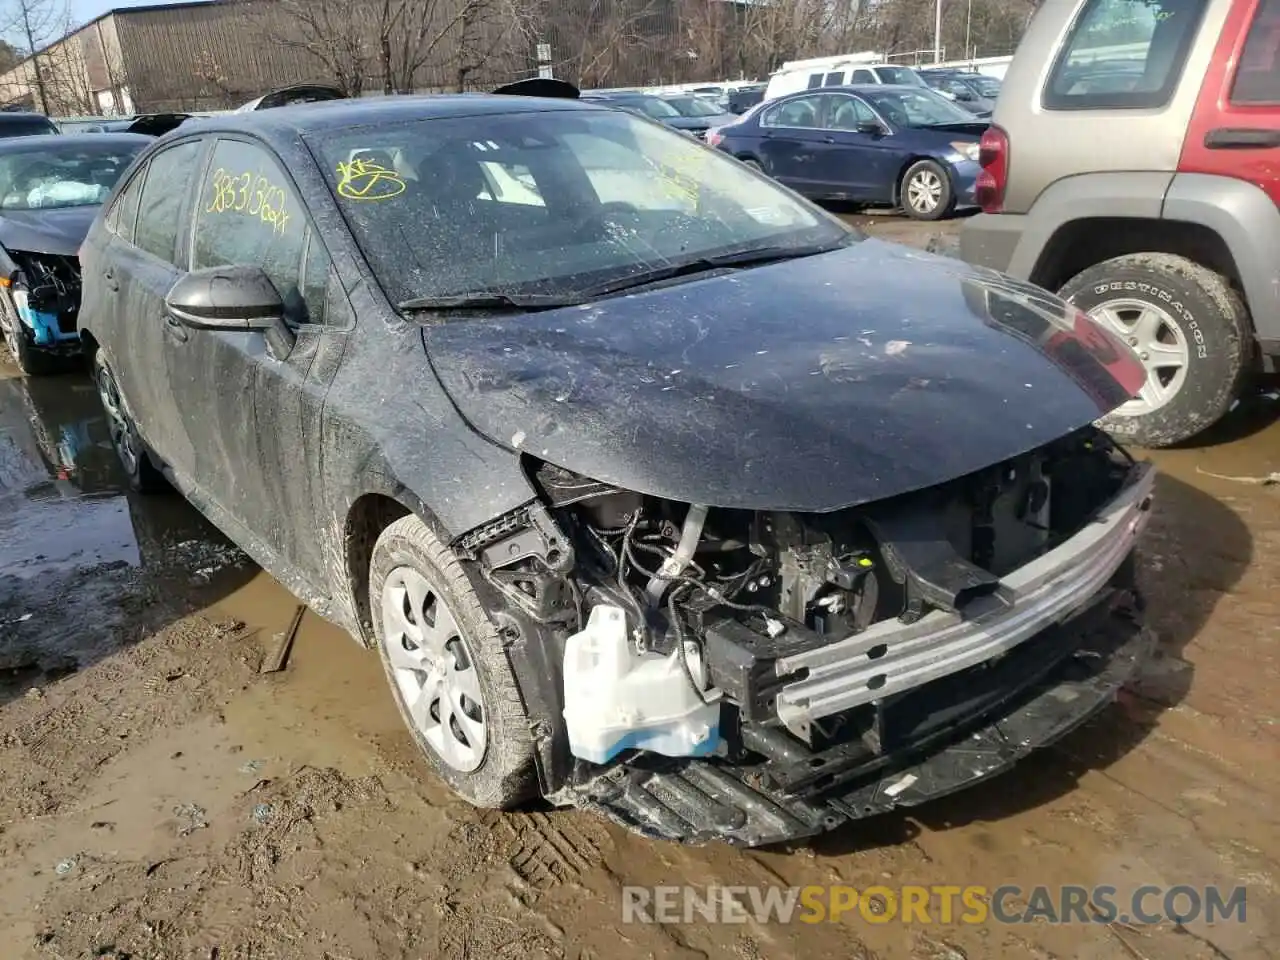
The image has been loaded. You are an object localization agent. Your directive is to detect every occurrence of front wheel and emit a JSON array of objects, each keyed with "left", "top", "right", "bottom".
[
  {"left": 0, "top": 291, "right": 58, "bottom": 376},
  {"left": 370, "top": 514, "right": 537, "bottom": 808},
  {"left": 900, "top": 159, "right": 955, "bottom": 221},
  {"left": 1059, "top": 253, "right": 1252, "bottom": 447}
]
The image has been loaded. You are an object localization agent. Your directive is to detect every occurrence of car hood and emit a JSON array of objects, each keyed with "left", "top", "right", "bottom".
[
  {"left": 421, "top": 240, "right": 1145, "bottom": 512},
  {"left": 0, "top": 206, "right": 97, "bottom": 256},
  {"left": 664, "top": 114, "right": 736, "bottom": 130}
]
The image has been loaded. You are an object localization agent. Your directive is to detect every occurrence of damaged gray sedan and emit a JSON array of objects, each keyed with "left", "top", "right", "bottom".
[{"left": 78, "top": 92, "right": 1155, "bottom": 846}]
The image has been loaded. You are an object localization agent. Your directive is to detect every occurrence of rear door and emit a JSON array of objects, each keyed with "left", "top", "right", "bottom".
[
  {"left": 1180, "top": 0, "right": 1280, "bottom": 206},
  {"left": 756, "top": 94, "right": 832, "bottom": 193},
  {"left": 106, "top": 138, "right": 206, "bottom": 468},
  {"left": 175, "top": 136, "right": 347, "bottom": 582}
]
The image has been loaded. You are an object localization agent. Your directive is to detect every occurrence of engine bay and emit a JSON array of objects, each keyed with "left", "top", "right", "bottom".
[{"left": 457, "top": 425, "right": 1141, "bottom": 815}]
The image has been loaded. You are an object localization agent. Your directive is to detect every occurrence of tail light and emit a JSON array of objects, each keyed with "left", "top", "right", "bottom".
[
  {"left": 706, "top": 129, "right": 724, "bottom": 147},
  {"left": 974, "top": 124, "right": 1009, "bottom": 214}
]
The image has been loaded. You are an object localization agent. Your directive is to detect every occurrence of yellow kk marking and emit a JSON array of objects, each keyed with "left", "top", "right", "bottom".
[{"left": 337, "top": 158, "right": 407, "bottom": 201}]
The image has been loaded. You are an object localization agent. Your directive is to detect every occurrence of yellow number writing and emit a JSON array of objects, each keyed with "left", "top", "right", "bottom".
[{"left": 204, "top": 167, "right": 293, "bottom": 235}]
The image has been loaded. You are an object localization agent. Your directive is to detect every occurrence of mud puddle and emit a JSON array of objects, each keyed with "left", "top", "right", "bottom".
[{"left": 0, "top": 367, "right": 256, "bottom": 702}]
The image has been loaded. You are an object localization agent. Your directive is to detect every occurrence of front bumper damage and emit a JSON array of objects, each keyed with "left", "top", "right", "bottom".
[{"left": 565, "top": 463, "right": 1156, "bottom": 847}]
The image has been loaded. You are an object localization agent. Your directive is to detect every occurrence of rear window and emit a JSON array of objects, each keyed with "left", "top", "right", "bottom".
[
  {"left": 0, "top": 116, "right": 58, "bottom": 138},
  {"left": 1232, "top": 0, "right": 1280, "bottom": 104},
  {"left": 1044, "top": 0, "right": 1209, "bottom": 110}
]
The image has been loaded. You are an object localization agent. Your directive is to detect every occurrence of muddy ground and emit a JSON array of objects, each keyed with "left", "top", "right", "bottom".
[{"left": 1, "top": 213, "right": 1276, "bottom": 960}]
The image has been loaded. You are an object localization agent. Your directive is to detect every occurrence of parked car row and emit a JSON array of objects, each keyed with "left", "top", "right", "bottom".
[
  {"left": 0, "top": 76, "right": 1160, "bottom": 849},
  {"left": 707, "top": 84, "right": 988, "bottom": 220}
]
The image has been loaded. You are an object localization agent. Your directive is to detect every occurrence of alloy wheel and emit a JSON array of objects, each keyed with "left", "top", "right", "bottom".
[
  {"left": 1088, "top": 298, "right": 1190, "bottom": 415},
  {"left": 380, "top": 565, "right": 487, "bottom": 773},
  {"left": 95, "top": 364, "right": 140, "bottom": 475}
]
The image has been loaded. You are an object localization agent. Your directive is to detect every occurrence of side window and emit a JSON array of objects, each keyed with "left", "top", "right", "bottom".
[
  {"left": 806, "top": 73, "right": 825, "bottom": 90},
  {"left": 823, "top": 71, "right": 845, "bottom": 87},
  {"left": 1044, "top": 0, "right": 1209, "bottom": 110},
  {"left": 134, "top": 141, "right": 203, "bottom": 264},
  {"left": 106, "top": 162, "right": 147, "bottom": 245},
  {"left": 827, "top": 96, "right": 876, "bottom": 130},
  {"left": 764, "top": 94, "right": 824, "bottom": 128},
  {"left": 193, "top": 138, "right": 332, "bottom": 326},
  {"left": 1233, "top": 0, "right": 1280, "bottom": 105},
  {"left": 851, "top": 69, "right": 875, "bottom": 83}
]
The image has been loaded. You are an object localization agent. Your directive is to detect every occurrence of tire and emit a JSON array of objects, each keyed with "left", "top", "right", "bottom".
[
  {"left": 900, "top": 159, "right": 955, "bottom": 221},
  {"left": 0, "top": 291, "right": 59, "bottom": 376},
  {"left": 370, "top": 514, "right": 537, "bottom": 808},
  {"left": 92, "top": 351, "right": 168, "bottom": 493},
  {"left": 1059, "top": 254, "right": 1252, "bottom": 448}
]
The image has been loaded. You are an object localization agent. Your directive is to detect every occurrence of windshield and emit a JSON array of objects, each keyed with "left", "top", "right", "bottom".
[
  {"left": 0, "top": 141, "right": 143, "bottom": 210},
  {"left": 863, "top": 88, "right": 973, "bottom": 126},
  {"left": 971, "top": 77, "right": 1001, "bottom": 97},
  {"left": 623, "top": 97, "right": 681, "bottom": 119},
  {"left": 874, "top": 67, "right": 926, "bottom": 86},
  {"left": 312, "top": 109, "right": 850, "bottom": 304},
  {"left": 664, "top": 96, "right": 723, "bottom": 118}
]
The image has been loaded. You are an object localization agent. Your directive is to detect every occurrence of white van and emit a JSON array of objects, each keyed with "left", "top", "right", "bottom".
[{"left": 763, "top": 62, "right": 928, "bottom": 102}]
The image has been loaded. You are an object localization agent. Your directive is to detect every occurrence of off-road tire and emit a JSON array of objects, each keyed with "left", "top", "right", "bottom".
[
  {"left": 369, "top": 514, "right": 538, "bottom": 808},
  {"left": 92, "top": 351, "right": 168, "bottom": 493},
  {"left": 1059, "top": 254, "right": 1252, "bottom": 448},
  {"left": 0, "top": 291, "right": 59, "bottom": 376},
  {"left": 900, "top": 159, "right": 955, "bottom": 221}
]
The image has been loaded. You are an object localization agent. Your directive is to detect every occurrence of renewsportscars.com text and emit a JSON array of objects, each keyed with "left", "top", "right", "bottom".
[{"left": 621, "top": 884, "right": 1249, "bottom": 926}]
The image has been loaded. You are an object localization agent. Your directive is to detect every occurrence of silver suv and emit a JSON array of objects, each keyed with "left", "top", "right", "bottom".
[{"left": 961, "top": 0, "right": 1280, "bottom": 446}]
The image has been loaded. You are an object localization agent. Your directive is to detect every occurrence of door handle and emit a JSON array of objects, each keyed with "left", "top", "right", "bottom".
[
  {"left": 823, "top": 135, "right": 836, "bottom": 143},
  {"left": 1204, "top": 127, "right": 1280, "bottom": 150}
]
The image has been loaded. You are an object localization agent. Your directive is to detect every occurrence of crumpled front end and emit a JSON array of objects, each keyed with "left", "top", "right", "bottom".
[
  {"left": 457, "top": 427, "right": 1155, "bottom": 846},
  {"left": 7, "top": 250, "right": 83, "bottom": 351}
]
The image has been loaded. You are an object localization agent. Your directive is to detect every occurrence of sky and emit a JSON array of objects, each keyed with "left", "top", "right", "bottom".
[{"left": 67, "top": 0, "right": 178, "bottom": 26}]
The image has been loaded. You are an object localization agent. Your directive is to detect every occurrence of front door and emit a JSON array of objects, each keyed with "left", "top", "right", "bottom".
[
  {"left": 171, "top": 136, "right": 346, "bottom": 584},
  {"left": 108, "top": 138, "right": 206, "bottom": 470},
  {"left": 1181, "top": 0, "right": 1280, "bottom": 207},
  {"left": 820, "top": 94, "right": 900, "bottom": 202}
]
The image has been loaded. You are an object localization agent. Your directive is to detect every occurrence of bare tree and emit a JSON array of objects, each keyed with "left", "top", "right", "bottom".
[
  {"left": 2, "top": 0, "right": 70, "bottom": 112},
  {"left": 261, "top": 0, "right": 514, "bottom": 97}
]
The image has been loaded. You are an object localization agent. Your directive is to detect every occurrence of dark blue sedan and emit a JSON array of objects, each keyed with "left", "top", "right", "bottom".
[{"left": 708, "top": 85, "right": 988, "bottom": 220}]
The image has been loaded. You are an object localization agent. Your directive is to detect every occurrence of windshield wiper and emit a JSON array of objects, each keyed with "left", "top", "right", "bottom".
[
  {"left": 579, "top": 243, "right": 843, "bottom": 298},
  {"left": 397, "top": 291, "right": 585, "bottom": 312},
  {"left": 397, "top": 242, "right": 846, "bottom": 312}
]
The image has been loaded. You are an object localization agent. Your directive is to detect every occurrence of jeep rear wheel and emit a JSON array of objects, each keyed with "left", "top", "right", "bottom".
[{"left": 1059, "top": 254, "right": 1251, "bottom": 448}]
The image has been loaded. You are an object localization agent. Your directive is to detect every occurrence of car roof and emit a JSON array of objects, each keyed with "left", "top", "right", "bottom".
[
  {"left": 0, "top": 132, "right": 152, "bottom": 152},
  {"left": 0, "top": 112, "right": 55, "bottom": 122},
  {"left": 174, "top": 94, "right": 602, "bottom": 144},
  {"left": 780, "top": 83, "right": 929, "bottom": 97}
]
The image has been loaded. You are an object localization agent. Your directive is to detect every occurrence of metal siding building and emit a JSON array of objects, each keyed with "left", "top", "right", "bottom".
[{"left": 0, "top": 0, "right": 741, "bottom": 116}]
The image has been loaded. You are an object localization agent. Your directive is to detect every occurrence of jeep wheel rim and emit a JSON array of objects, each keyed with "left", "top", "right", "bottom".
[
  {"left": 1089, "top": 298, "right": 1190, "bottom": 416},
  {"left": 906, "top": 169, "right": 942, "bottom": 213},
  {"left": 380, "top": 565, "right": 487, "bottom": 773}
]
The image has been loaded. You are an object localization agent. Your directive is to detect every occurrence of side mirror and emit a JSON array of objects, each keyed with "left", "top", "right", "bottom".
[
  {"left": 856, "top": 120, "right": 886, "bottom": 136},
  {"left": 165, "top": 265, "right": 296, "bottom": 357},
  {"left": 955, "top": 88, "right": 976, "bottom": 101}
]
